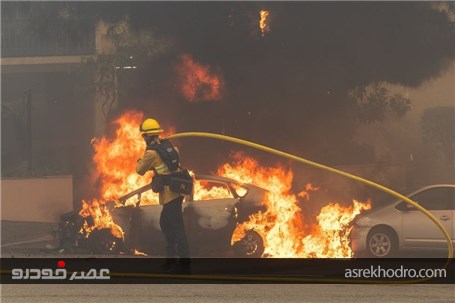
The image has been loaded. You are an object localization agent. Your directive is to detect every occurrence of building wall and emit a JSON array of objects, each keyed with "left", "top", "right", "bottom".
[
  {"left": 1, "top": 176, "right": 73, "bottom": 223},
  {"left": 1, "top": 18, "right": 115, "bottom": 212}
]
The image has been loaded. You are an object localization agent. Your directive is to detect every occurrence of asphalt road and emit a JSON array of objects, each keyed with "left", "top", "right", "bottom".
[{"left": 1, "top": 284, "right": 455, "bottom": 303}]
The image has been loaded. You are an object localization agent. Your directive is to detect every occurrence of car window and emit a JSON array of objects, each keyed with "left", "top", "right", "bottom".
[
  {"left": 410, "top": 187, "right": 449, "bottom": 210},
  {"left": 193, "top": 180, "right": 234, "bottom": 201}
]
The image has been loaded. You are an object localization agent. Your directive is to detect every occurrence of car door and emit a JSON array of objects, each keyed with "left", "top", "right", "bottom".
[
  {"left": 402, "top": 186, "right": 453, "bottom": 248},
  {"left": 130, "top": 204, "right": 166, "bottom": 254},
  {"left": 185, "top": 180, "right": 240, "bottom": 255}
]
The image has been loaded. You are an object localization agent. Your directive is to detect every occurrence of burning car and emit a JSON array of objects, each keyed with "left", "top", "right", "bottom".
[
  {"left": 62, "top": 174, "right": 267, "bottom": 257},
  {"left": 351, "top": 184, "right": 455, "bottom": 257},
  {"left": 60, "top": 111, "right": 372, "bottom": 259}
]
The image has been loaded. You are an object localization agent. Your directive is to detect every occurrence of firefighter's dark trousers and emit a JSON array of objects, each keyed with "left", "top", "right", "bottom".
[{"left": 160, "top": 196, "right": 190, "bottom": 258}]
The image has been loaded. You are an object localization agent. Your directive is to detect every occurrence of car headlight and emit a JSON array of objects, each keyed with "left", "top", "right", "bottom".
[{"left": 353, "top": 217, "right": 372, "bottom": 228}]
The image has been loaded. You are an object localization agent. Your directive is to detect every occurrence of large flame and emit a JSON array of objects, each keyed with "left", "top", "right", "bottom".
[
  {"left": 79, "top": 111, "right": 169, "bottom": 237},
  {"left": 92, "top": 111, "right": 154, "bottom": 204},
  {"left": 219, "top": 153, "right": 371, "bottom": 258},
  {"left": 193, "top": 180, "right": 233, "bottom": 201},
  {"left": 301, "top": 200, "right": 371, "bottom": 258},
  {"left": 79, "top": 198, "right": 124, "bottom": 239},
  {"left": 80, "top": 112, "right": 370, "bottom": 258},
  {"left": 175, "top": 53, "right": 224, "bottom": 102},
  {"left": 80, "top": 111, "right": 238, "bottom": 237},
  {"left": 91, "top": 111, "right": 177, "bottom": 206}
]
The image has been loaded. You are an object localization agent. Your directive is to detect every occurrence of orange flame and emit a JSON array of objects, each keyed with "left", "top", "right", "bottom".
[
  {"left": 175, "top": 54, "right": 223, "bottom": 102},
  {"left": 79, "top": 111, "right": 174, "bottom": 236},
  {"left": 259, "top": 10, "right": 270, "bottom": 37},
  {"left": 220, "top": 153, "right": 371, "bottom": 258},
  {"left": 298, "top": 183, "right": 320, "bottom": 200},
  {"left": 79, "top": 199, "right": 124, "bottom": 239},
  {"left": 90, "top": 111, "right": 175, "bottom": 205},
  {"left": 133, "top": 249, "right": 148, "bottom": 256},
  {"left": 302, "top": 200, "right": 371, "bottom": 258},
  {"left": 80, "top": 113, "right": 370, "bottom": 258},
  {"left": 80, "top": 111, "right": 236, "bottom": 238},
  {"left": 193, "top": 180, "right": 233, "bottom": 201}
]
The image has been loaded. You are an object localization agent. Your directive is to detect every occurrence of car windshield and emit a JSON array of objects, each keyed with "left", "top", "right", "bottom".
[{"left": 193, "top": 180, "right": 234, "bottom": 201}]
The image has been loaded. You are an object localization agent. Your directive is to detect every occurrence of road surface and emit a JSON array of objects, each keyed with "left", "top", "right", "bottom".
[{"left": 2, "top": 284, "right": 454, "bottom": 303}]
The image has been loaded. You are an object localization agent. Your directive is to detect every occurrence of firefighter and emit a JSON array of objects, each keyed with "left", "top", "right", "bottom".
[{"left": 136, "top": 118, "right": 191, "bottom": 274}]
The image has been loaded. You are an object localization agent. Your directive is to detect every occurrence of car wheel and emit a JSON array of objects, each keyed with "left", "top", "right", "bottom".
[
  {"left": 367, "top": 227, "right": 397, "bottom": 258},
  {"left": 232, "top": 230, "right": 265, "bottom": 258},
  {"left": 87, "top": 228, "right": 124, "bottom": 254}
]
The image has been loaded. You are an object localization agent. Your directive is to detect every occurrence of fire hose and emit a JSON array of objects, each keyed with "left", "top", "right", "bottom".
[{"left": 167, "top": 132, "right": 453, "bottom": 282}]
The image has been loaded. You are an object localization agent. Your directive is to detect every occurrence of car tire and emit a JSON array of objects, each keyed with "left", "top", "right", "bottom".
[
  {"left": 232, "top": 230, "right": 265, "bottom": 258},
  {"left": 366, "top": 227, "right": 398, "bottom": 258},
  {"left": 87, "top": 228, "right": 124, "bottom": 254}
]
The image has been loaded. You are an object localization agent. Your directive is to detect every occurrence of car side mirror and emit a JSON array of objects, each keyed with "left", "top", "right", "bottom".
[
  {"left": 395, "top": 201, "right": 415, "bottom": 211},
  {"left": 396, "top": 201, "right": 416, "bottom": 211}
]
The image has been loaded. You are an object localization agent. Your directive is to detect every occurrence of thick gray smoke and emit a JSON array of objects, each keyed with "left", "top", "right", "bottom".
[
  {"left": 2, "top": 2, "right": 454, "bottom": 198},
  {"left": 111, "top": 2, "right": 454, "bottom": 173}
]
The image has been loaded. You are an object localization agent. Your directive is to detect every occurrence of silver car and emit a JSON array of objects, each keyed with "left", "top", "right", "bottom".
[{"left": 351, "top": 184, "right": 455, "bottom": 257}]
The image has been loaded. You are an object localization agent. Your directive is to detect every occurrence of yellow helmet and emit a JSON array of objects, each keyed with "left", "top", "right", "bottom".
[{"left": 140, "top": 118, "right": 164, "bottom": 135}]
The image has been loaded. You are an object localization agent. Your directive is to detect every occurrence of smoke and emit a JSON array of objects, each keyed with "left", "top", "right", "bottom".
[
  {"left": 353, "top": 72, "right": 455, "bottom": 188},
  {"left": 42, "top": 3, "right": 454, "bottom": 164},
  {"left": 108, "top": 2, "right": 454, "bottom": 173},
  {"left": 3, "top": 2, "right": 454, "bottom": 190}
]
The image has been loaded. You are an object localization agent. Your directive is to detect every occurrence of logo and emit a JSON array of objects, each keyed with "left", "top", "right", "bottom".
[{"left": 12, "top": 260, "right": 110, "bottom": 280}]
